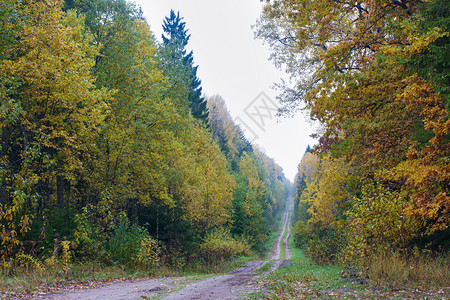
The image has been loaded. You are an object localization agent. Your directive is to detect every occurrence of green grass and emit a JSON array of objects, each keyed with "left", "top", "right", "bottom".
[
  {"left": 252, "top": 262, "right": 273, "bottom": 274},
  {"left": 248, "top": 240, "right": 358, "bottom": 299},
  {"left": 247, "top": 239, "right": 450, "bottom": 299},
  {"left": 262, "top": 212, "right": 285, "bottom": 259},
  {"left": 279, "top": 223, "right": 289, "bottom": 260}
]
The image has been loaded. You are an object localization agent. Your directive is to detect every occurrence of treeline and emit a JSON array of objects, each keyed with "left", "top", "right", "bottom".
[
  {"left": 0, "top": 0, "right": 289, "bottom": 267},
  {"left": 256, "top": 0, "right": 449, "bottom": 265}
]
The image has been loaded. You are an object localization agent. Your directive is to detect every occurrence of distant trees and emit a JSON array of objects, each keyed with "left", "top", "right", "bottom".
[{"left": 207, "top": 95, "right": 289, "bottom": 250}]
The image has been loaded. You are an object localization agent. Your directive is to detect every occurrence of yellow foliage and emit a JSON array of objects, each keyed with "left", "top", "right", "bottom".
[
  {"left": 302, "top": 156, "right": 350, "bottom": 229},
  {"left": 297, "top": 152, "right": 319, "bottom": 182},
  {"left": 138, "top": 236, "right": 161, "bottom": 265},
  {"left": 0, "top": 0, "right": 110, "bottom": 259},
  {"left": 14, "top": 253, "right": 43, "bottom": 274},
  {"left": 199, "top": 229, "right": 251, "bottom": 262},
  {"left": 239, "top": 152, "right": 265, "bottom": 217},
  {"left": 342, "top": 184, "right": 421, "bottom": 263},
  {"left": 180, "top": 123, "right": 236, "bottom": 232},
  {"left": 60, "top": 240, "right": 72, "bottom": 275}
]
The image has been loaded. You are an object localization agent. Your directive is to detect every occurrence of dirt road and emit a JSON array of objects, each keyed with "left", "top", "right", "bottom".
[
  {"left": 284, "top": 198, "right": 294, "bottom": 260},
  {"left": 269, "top": 203, "right": 292, "bottom": 261},
  {"left": 37, "top": 261, "right": 266, "bottom": 300},
  {"left": 37, "top": 201, "right": 293, "bottom": 300}
]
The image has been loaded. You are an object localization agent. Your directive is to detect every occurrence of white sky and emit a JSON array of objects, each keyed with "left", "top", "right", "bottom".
[{"left": 133, "top": 0, "right": 316, "bottom": 181}]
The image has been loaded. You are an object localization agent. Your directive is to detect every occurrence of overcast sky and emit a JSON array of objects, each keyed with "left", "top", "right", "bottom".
[{"left": 133, "top": 0, "right": 316, "bottom": 181}]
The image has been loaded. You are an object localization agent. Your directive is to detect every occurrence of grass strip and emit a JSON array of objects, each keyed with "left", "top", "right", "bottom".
[
  {"left": 252, "top": 262, "right": 273, "bottom": 275},
  {"left": 279, "top": 222, "right": 288, "bottom": 260},
  {"left": 263, "top": 211, "right": 285, "bottom": 259}
]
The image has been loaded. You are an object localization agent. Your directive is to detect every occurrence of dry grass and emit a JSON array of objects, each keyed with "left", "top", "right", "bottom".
[
  {"left": 366, "top": 252, "right": 450, "bottom": 288},
  {"left": 0, "top": 253, "right": 254, "bottom": 298},
  {"left": 0, "top": 257, "right": 177, "bottom": 298}
]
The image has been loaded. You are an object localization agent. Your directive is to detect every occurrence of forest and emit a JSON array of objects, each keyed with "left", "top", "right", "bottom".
[
  {"left": 1, "top": 0, "right": 449, "bottom": 296},
  {"left": 0, "top": 0, "right": 290, "bottom": 272},
  {"left": 256, "top": 0, "right": 450, "bottom": 269}
]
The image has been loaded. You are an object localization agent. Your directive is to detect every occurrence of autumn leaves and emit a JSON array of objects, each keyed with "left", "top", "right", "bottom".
[
  {"left": 0, "top": 0, "right": 289, "bottom": 263},
  {"left": 257, "top": 0, "right": 449, "bottom": 263}
]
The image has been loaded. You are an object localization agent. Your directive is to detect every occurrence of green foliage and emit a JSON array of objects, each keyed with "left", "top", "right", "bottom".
[
  {"left": 107, "top": 215, "right": 149, "bottom": 265},
  {"left": 206, "top": 95, "right": 253, "bottom": 169},
  {"left": 0, "top": 0, "right": 289, "bottom": 272},
  {"left": 409, "top": 0, "right": 450, "bottom": 109},
  {"left": 291, "top": 154, "right": 348, "bottom": 264},
  {"left": 292, "top": 220, "right": 309, "bottom": 249},
  {"left": 206, "top": 95, "right": 289, "bottom": 253},
  {"left": 342, "top": 184, "right": 421, "bottom": 263},
  {"left": 22, "top": 207, "right": 76, "bottom": 257},
  {"left": 260, "top": 0, "right": 450, "bottom": 265},
  {"left": 199, "top": 229, "right": 251, "bottom": 263},
  {"left": 293, "top": 220, "right": 344, "bottom": 265},
  {"left": 162, "top": 10, "right": 209, "bottom": 124},
  {"left": 74, "top": 206, "right": 108, "bottom": 260},
  {"left": 0, "top": 0, "right": 23, "bottom": 57}
]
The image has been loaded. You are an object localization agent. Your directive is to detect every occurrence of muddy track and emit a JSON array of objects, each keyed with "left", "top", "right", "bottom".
[{"left": 35, "top": 200, "right": 293, "bottom": 300}]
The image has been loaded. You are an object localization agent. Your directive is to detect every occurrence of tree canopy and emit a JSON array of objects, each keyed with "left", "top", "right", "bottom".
[
  {"left": 260, "top": 0, "right": 450, "bottom": 263},
  {"left": 0, "top": 0, "right": 289, "bottom": 264}
]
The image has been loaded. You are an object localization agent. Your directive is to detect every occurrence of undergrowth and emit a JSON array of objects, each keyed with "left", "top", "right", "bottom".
[
  {"left": 0, "top": 253, "right": 256, "bottom": 298},
  {"left": 248, "top": 238, "right": 449, "bottom": 299},
  {"left": 364, "top": 252, "right": 450, "bottom": 288}
]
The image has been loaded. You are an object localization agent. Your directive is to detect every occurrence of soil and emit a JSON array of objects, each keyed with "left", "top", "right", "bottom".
[{"left": 34, "top": 202, "right": 293, "bottom": 300}]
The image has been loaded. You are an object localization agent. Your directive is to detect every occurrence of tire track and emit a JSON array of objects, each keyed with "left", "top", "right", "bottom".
[
  {"left": 38, "top": 199, "right": 295, "bottom": 300},
  {"left": 270, "top": 197, "right": 293, "bottom": 261}
]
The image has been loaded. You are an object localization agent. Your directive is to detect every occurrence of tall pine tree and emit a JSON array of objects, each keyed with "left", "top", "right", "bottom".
[{"left": 162, "top": 10, "right": 209, "bottom": 124}]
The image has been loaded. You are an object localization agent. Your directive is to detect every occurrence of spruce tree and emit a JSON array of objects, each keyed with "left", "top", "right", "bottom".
[{"left": 162, "top": 10, "right": 209, "bottom": 124}]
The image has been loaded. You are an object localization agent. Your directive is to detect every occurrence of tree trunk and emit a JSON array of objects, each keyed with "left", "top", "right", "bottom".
[{"left": 57, "top": 175, "right": 64, "bottom": 208}]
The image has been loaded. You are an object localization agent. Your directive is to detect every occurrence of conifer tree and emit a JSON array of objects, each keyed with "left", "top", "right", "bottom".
[{"left": 162, "top": 10, "right": 209, "bottom": 124}]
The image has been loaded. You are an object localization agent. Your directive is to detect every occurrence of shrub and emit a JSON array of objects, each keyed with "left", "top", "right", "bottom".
[
  {"left": 107, "top": 215, "right": 149, "bottom": 265},
  {"left": 341, "top": 184, "right": 420, "bottom": 264},
  {"left": 73, "top": 205, "right": 109, "bottom": 260},
  {"left": 293, "top": 220, "right": 311, "bottom": 248},
  {"left": 199, "top": 229, "right": 251, "bottom": 263},
  {"left": 137, "top": 236, "right": 162, "bottom": 266},
  {"left": 305, "top": 230, "right": 343, "bottom": 265},
  {"left": 293, "top": 220, "right": 343, "bottom": 265},
  {"left": 13, "top": 253, "right": 43, "bottom": 275}
]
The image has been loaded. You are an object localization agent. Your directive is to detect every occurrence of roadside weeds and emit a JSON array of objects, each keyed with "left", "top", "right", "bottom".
[{"left": 247, "top": 240, "right": 450, "bottom": 300}]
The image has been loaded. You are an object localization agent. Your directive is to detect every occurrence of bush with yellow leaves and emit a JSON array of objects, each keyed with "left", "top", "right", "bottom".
[
  {"left": 199, "top": 229, "right": 251, "bottom": 263},
  {"left": 137, "top": 236, "right": 162, "bottom": 266}
]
